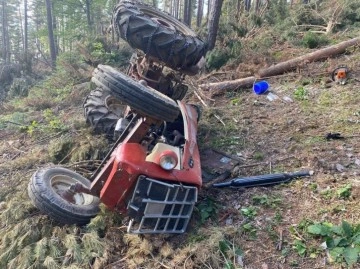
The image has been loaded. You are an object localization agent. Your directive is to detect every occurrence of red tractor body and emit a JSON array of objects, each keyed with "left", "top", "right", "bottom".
[
  {"left": 92, "top": 102, "right": 202, "bottom": 213},
  {"left": 28, "top": 0, "right": 206, "bottom": 234}
]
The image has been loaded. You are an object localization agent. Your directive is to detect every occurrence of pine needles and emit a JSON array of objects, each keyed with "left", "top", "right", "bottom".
[{"left": 0, "top": 170, "right": 109, "bottom": 269}]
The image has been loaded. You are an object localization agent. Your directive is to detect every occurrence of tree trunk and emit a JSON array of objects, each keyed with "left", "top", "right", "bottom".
[
  {"left": 24, "top": 0, "right": 31, "bottom": 73},
  {"left": 184, "top": 0, "right": 192, "bottom": 26},
  {"left": 174, "top": 0, "right": 179, "bottom": 19},
  {"left": 205, "top": 0, "right": 210, "bottom": 25},
  {"left": 45, "top": 0, "right": 57, "bottom": 69},
  {"left": 85, "top": 0, "right": 92, "bottom": 33},
  {"left": 51, "top": 0, "right": 59, "bottom": 55},
  {"left": 199, "top": 76, "right": 256, "bottom": 96},
  {"left": 206, "top": 0, "right": 224, "bottom": 51},
  {"left": 255, "top": 0, "right": 261, "bottom": 13},
  {"left": 170, "top": 0, "right": 174, "bottom": 16},
  {"left": 164, "top": 0, "right": 171, "bottom": 13},
  {"left": 1, "top": 0, "right": 10, "bottom": 63},
  {"left": 196, "top": 0, "right": 203, "bottom": 27},
  {"left": 18, "top": 5, "right": 24, "bottom": 53},
  {"left": 236, "top": 0, "right": 241, "bottom": 19},
  {"left": 258, "top": 37, "right": 360, "bottom": 77},
  {"left": 24, "top": 0, "right": 28, "bottom": 55},
  {"left": 183, "top": 0, "right": 190, "bottom": 26},
  {"left": 245, "top": 0, "right": 251, "bottom": 11}
]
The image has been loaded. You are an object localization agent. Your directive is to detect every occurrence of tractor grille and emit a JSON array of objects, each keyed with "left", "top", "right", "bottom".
[{"left": 127, "top": 176, "right": 198, "bottom": 234}]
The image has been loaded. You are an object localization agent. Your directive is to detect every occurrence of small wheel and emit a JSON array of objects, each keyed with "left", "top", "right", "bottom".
[
  {"left": 28, "top": 167, "right": 100, "bottom": 225},
  {"left": 83, "top": 87, "right": 125, "bottom": 138},
  {"left": 112, "top": 0, "right": 206, "bottom": 72},
  {"left": 91, "top": 64, "right": 180, "bottom": 122}
]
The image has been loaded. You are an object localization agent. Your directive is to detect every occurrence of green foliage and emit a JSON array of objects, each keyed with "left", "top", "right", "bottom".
[
  {"left": 205, "top": 48, "right": 231, "bottom": 70},
  {"left": 334, "top": 0, "right": 360, "bottom": 30},
  {"left": 302, "top": 31, "right": 330, "bottom": 49},
  {"left": 247, "top": 30, "right": 275, "bottom": 54},
  {"left": 0, "top": 112, "right": 27, "bottom": 130},
  {"left": 87, "top": 39, "right": 133, "bottom": 66},
  {"left": 336, "top": 184, "right": 352, "bottom": 199},
  {"left": 8, "top": 77, "right": 34, "bottom": 98},
  {"left": 306, "top": 221, "right": 360, "bottom": 266},
  {"left": 290, "top": 4, "right": 325, "bottom": 26},
  {"left": 293, "top": 239, "right": 307, "bottom": 257},
  {"left": 21, "top": 120, "right": 38, "bottom": 136},
  {"left": 229, "top": 23, "right": 247, "bottom": 37},
  {"left": 320, "top": 189, "right": 334, "bottom": 200},
  {"left": 240, "top": 206, "right": 257, "bottom": 220},
  {"left": 218, "top": 239, "right": 243, "bottom": 269},
  {"left": 43, "top": 109, "right": 67, "bottom": 132},
  {"left": 196, "top": 197, "right": 219, "bottom": 224},
  {"left": 252, "top": 194, "right": 282, "bottom": 208},
  {"left": 241, "top": 222, "right": 257, "bottom": 238},
  {"left": 293, "top": 86, "right": 308, "bottom": 101},
  {"left": 18, "top": 108, "right": 68, "bottom": 136},
  {"left": 253, "top": 152, "right": 264, "bottom": 161},
  {"left": 265, "top": 0, "right": 290, "bottom": 25},
  {"left": 49, "top": 137, "right": 75, "bottom": 164}
]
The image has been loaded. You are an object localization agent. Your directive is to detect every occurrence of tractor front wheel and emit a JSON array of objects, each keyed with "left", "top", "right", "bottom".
[{"left": 28, "top": 167, "right": 100, "bottom": 225}]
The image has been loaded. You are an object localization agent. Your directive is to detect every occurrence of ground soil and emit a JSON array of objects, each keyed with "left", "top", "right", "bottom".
[
  {"left": 0, "top": 48, "right": 360, "bottom": 269},
  {"left": 184, "top": 51, "right": 360, "bottom": 269}
]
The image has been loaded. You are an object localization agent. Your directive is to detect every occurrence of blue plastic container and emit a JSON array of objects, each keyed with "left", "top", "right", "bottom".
[{"left": 253, "top": 81, "right": 269, "bottom": 95}]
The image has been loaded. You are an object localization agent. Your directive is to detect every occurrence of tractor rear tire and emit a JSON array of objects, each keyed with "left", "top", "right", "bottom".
[
  {"left": 28, "top": 167, "right": 100, "bottom": 225},
  {"left": 112, "top": 0, "right": 206, "bottom": 71},
  {"left": 83, "top": 87, "right": 125, "bottom": 139},
  {"left": 92, "top": 64, "right": 180, "bottom": 122}
]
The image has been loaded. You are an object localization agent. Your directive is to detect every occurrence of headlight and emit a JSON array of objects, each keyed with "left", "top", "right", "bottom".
[{"left": 158, "top": 150, "right": 178, "bottom": 170}]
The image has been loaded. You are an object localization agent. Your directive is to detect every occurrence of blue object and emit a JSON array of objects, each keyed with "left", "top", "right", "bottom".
[{"left": 253, "top": 81, "right": 269, "bottom": 95}]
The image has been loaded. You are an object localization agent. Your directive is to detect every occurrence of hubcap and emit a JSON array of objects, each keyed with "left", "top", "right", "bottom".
[
  {"left": 51, "top": 175, "right": 95, "bottom": 206},
  {"left": 105, "top": 95, "right": 125, "bottom": 117}
]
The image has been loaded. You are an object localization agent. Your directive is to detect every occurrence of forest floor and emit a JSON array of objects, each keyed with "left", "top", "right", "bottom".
[{"left": 0, "top": 41, "right": 360, "bottom": 269}]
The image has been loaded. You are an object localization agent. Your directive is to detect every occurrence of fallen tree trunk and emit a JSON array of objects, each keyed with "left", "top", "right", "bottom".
[
  {"left": 258, "top": 37, "right": 360, "bottom": 77},
  {"left": 199, "top": 76, "right": 256, "bottom": 95},
  {"left": 198, "top": 37, "right": 360, "bottom": 94}
]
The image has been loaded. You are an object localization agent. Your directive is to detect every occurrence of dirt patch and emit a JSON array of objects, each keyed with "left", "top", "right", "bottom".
[
  {"left": 183, "top": 52, "right": 360, "bottom": 268},
  {"left": 1, "top": 50, "right": 360, "bottom": 268}
]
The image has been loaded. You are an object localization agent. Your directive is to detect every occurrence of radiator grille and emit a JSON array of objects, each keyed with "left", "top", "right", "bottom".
[{"left": 127, "top": 176, "right": 198, "bottom": 234}]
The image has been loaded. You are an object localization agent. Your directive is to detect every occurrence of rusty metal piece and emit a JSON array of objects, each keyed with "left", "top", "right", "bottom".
[
  {"left": 57, "top": 189, "right": 76, "bottom": 204},
  {"left": 69, "top": 182, "right": 92, "bottom": 194},
  {"left": 57, "top": 183, "right": 92, "bottom": 204},
  {"left": 200, "top": 148, "right": 240, "bottom": 182}
]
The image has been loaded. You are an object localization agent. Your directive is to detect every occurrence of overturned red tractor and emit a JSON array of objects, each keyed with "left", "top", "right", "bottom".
[{"left": 28, "top": 1, "right": 206, "bottom": 234}]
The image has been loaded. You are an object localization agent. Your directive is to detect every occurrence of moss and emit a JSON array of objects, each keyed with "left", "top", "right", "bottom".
[{"left": 49, "top": 138, "right": 75, "bottom": 164}]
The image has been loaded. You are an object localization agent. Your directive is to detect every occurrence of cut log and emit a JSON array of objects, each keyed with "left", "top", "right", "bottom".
[
  {"left": 198, "top": 37, "right": 360, "bottom": 95},
  {"left": 199, "top": 76, "right": 256, "bottom": 95},
  {"left": 258, "top": 37, "right": 360, "bottom": 77}
]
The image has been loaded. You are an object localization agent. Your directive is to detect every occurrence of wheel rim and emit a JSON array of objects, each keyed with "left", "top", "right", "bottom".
[
  {"left": 51, "top": 175, "right": 95, "bottom": 206},
  {"left": 151, "top": 17, "right": 176, "bottom": 31},
  {"left": 105, "top": 95, "right": 125, "bottom": 117},
  {"left": 139, "top": 7, "right": 196, "bottom": 36}
]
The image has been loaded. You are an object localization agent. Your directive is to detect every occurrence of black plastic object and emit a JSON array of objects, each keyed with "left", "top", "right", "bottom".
[
  {"left": 212, "top": 170, "right": 312, "bottom": 188},
  {"left": 325, "top": 132, "right": 344, "bottom": 140}
]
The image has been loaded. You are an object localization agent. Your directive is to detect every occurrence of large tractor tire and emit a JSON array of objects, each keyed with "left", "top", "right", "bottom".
[
  {"left": 112, "top": 0, "right": 206, "bottom": 72},
  {"left": 92, "top": 64, "right": 180, "bottom": 122},
  {"left": 83, "top": 87, "right": 125, "bottom": 138},
  {"left": 28, "top": 167, "right": 100, "bottom": 225}
]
